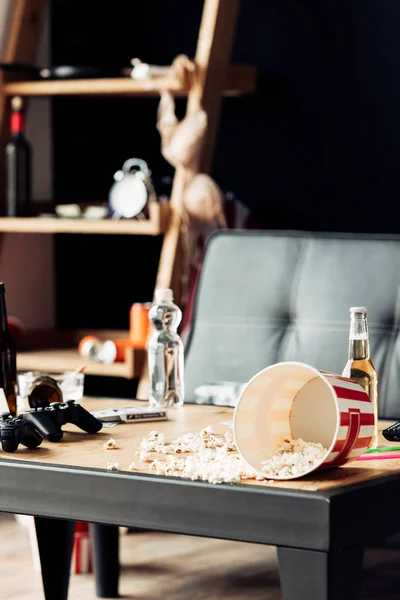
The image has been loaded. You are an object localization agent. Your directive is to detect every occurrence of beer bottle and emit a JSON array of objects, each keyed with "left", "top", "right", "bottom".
[
  {"left": 342, "top": 307, "right": 378, "bottom": 448},
  {"left": 0, "top": 284, "right": 17, "bottom": 415}
]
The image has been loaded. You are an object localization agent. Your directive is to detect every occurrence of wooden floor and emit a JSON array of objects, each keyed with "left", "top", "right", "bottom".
[{"left": 1, "top": 513, "right": 400, "bottom": 599}]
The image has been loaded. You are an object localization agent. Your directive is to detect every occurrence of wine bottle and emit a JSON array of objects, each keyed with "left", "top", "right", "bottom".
[
  {"left": 0, "top": 283, "right": 17, "bottom": 416},
  {"left": 5, "top": 96, "right": 32, "bottom": 217}
]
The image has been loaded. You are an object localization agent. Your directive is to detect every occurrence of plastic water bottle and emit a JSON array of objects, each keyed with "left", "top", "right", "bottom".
[{"left": 148, "top": 288, "right": 184, "bottom": 407}]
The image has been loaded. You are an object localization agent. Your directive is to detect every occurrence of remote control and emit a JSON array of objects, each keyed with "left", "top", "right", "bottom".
[
  {"left": 91, "top": 406, "right": 168, "bottom": 424},
  {"left": 0, "top": 412, "right": 43, "bottom": 452},
  {"left": 21, "top": 400, "right": 102, "bottom": 442},
  {"left": 382, "top": 421, "right": 400, "bottom": 442}
]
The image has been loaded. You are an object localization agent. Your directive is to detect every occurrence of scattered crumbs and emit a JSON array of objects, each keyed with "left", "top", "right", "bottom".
[
  {"left": 103, "top": 438, "right": 118, "bottom": 450},
  {"left": 128, "top": 462, "right": 136, "bottom": 471}
]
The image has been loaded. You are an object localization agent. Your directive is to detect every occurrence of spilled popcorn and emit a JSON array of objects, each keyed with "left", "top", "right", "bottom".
[
  {"left": 261, "top": 438, "right": 327, "bottom": 478},
  {"left": 103, "top": 438, "right": 118, "bottom": 450},
  {"left": 138, "top": 426, "right": 262, "bottom": 484},
  {"left": 107, "top": 461, "right": 120, "bottom": 471}
]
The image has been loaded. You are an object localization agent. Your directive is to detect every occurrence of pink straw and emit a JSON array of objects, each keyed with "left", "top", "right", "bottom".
[{"left": 357, "top": 453, "right": 400, "bottom": 461}]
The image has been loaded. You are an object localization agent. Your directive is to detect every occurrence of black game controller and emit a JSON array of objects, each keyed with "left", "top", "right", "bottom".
[
  {"left": 21, "top": 400, "right": 103, "bottom": 442},
  {"left": 0, "top": 412, "right": 43, "bottom": 452}
]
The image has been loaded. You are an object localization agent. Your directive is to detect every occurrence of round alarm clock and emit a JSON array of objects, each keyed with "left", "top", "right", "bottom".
[{"left": 108, "top": 158, "right": 155, "bottom": 219}]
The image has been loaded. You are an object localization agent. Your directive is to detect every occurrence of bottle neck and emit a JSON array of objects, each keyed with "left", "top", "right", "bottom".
[
  {"left": 348, "top": 313, "right": 370, "bottom": 360},
  {"left": 10, "top": 112, "right": 24, "bottom": 135},
  {"left": 0, "top": 292, "right": 8, "bottom": 333}
]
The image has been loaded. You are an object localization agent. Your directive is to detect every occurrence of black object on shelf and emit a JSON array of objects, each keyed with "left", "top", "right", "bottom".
[
  {"left": 39, "top": 65, "right": 129, "bottom": 80},
  {"left": 0, "top": 62, "right": 40, "bottom": 78}
]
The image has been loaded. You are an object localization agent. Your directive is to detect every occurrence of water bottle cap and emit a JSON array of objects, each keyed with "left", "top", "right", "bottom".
[
  {"left": 155, "top": 288, "right": 173, "bottom": 304},
  {"left": 350, "top": 306, "right": 368, "bottom": 314}
]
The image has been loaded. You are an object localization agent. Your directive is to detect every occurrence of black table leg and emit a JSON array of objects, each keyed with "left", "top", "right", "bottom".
[
  {"left": 278, "top": 546, "right": 364, "bottom": 600},
  {"left": 35, "top": 517, "right": 75, "bottom": 600},
  {"left": 90, "top": 523, "right": 120, "bottom": 598}
]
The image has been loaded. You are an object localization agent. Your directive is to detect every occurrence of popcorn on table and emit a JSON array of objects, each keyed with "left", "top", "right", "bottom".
[
  {"left": 260, "top": 438, "right": 326, "bottom": 478},
  {"left": 107, "top": 461, "right": 120, "bottom": 471},
  {"left": 107, "top": 427, "right": 324, "bottom": 482},
  {"left": 139, "top": 426, "right": 259, "bottom": 484},
  {"left": 103, "top": 438, "right": 118, "bottom": 450}
]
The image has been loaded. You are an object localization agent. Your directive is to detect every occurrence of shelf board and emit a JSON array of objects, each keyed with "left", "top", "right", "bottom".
[
  {"left": 17, "top": 348, "right": 135, "bottom": 377},
  {"left": 0, "top": 202, "right": 170, "bottom": 235},
  {"left": 3, "top": 65, "right": 257, "bottom": 98},
  {"left": 17, "top": 329, "right": 146, "bottom": 379}
]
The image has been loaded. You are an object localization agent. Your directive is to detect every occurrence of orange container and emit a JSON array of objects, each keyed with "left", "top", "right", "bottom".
[{"left": 130, "top": 302, "right": 151, "bottom": 348}]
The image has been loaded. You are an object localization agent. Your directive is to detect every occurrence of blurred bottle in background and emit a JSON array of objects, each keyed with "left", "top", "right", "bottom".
[{"left": 5, "top": 96, "right": 32, "bottom": 217}]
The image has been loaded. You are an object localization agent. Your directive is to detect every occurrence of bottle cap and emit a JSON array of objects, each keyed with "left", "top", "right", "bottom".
[
  {"left": 11, "top": 96, "right": 23, "bottom": 112},
  {"left": 350, "top": 306, "right": 368, "bottom": 314},
  {"left": 155, "top": 288, "right": 173, "bottom": 304}
]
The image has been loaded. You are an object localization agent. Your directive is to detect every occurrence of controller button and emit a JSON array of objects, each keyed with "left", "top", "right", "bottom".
[{"left": 49, "top": 402, "right": 61, "bottom": 408}]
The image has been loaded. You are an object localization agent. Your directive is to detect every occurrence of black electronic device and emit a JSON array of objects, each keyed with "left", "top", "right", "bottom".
[
  {"left": 382, "top": 421, "right": 400, "bottom": 442},
  {"left": 21, "top": 400, "right": 102, "bottom": 442},
  {"left": 0, "top": 413, "right": 43, "bottom": 452}
]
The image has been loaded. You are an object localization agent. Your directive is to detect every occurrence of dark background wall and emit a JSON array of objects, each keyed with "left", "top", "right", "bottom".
[{"left": 50, "top": 0, "right": 400, "bottom": 390}]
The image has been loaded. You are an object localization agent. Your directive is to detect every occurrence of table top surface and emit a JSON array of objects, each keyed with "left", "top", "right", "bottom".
[{"left": 3, "top": 397, "right": 400, "bottom": 494}]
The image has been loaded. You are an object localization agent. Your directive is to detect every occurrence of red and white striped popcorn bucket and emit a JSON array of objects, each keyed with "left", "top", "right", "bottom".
[{"left": 233, "top": 361, "right": 374, "bottom": 480}]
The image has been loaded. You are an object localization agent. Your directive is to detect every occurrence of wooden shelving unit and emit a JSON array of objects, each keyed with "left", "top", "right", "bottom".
[
  {"left": 0, "top": 202, "right": 170, "bottom": 235},
  {"left": 0, "top": 0, "right": 253, "bottom": 389},
  {"left": 4, "top": 65, "right": 256, "bottom": 98}
]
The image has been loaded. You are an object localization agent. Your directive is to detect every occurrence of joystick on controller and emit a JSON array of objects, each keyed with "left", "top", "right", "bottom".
[
  {"left": 0, "top": 413, "right": 43, "bottom": 452},
  {"left": 22, "top": 400, "right": 102, "bottom": 442}
]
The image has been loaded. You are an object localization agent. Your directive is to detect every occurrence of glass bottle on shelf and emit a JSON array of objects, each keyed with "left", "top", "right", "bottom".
[{"left": 5, "top": 96, "right": 32, "bottom": 217}]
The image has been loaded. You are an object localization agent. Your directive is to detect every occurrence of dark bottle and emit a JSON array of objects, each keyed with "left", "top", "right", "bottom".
[
  {"left": 5, "top": 96, "right": 32, "bottom": 217},
  {"left": 0, "top": 284, "right": 17, "bottom": 416}
]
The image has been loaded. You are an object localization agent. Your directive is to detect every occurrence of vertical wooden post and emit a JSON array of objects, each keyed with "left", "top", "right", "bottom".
[
  {"left": 137, "top": 0, "right": 241, "bottom": 399},
  {"left": 188, "top": 0, "right": 241, "bottom": 174},
  {"left": 154, "top": 0, "right": 241, "bottom": 297}
]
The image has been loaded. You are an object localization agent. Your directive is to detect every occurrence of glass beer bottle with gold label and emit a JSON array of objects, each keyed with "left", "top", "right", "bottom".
[{"left": 342, "top": 307, "right": 378, "bottom": 448}]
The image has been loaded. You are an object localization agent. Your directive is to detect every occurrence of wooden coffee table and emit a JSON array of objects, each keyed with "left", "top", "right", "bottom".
[{"left": 1, "top": 398, "right": 400, "bottom": 600}]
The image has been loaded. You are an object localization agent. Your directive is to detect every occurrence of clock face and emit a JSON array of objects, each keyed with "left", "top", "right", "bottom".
[{"left": 109, "top": 176, "right": 148, "bottom": 218}]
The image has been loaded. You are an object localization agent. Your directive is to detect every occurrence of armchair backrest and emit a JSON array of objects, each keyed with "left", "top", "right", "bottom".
[{"left": 185, "top": 230, "right": 400, "bottom": 418}]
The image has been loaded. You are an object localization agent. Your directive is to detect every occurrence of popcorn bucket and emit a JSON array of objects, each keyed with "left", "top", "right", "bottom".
[{"left": 233, "top": 361, "right": 374, "bottom": 480}]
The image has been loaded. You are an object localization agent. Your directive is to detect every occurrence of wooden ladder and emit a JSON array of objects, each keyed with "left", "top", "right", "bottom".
[{"left": 0, "top": 0, "right": 243, "bottom": 396}]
